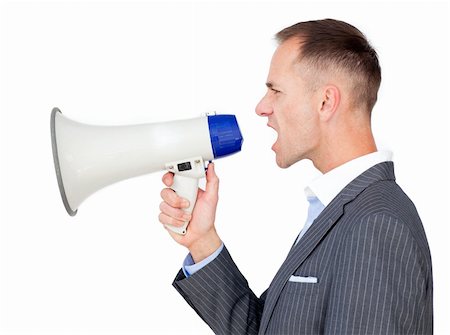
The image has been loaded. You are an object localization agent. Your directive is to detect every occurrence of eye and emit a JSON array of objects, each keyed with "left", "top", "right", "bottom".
[{"left": 271, "top": 88, "right": 281, "bottom": 95}]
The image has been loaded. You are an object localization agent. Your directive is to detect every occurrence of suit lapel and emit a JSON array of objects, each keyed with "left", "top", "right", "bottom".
[{"left": 259, "top": 162, "right": 396, "bottom": 334}]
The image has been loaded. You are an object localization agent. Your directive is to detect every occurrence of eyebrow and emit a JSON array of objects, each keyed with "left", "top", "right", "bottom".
[{"left": 266, "top": 82, "right": 282, "bottom": 92}]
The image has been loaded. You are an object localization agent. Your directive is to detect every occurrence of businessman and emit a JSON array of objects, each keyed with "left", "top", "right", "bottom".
[{"left": 158, "top": 19, "right": 433, "bottom": 334}]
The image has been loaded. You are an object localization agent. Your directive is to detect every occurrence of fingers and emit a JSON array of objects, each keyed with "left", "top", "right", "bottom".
[
  {"left": 159, "top": 163, "right": 218, "bottom": 236},
  {"left": 162, "top": 172, "right": 174, "bottom": 187},
  {"left": 160, "top": 188, "right": 190, "bottom": 208},
  {"left": 159, "top": 186, "right": 191, "bottom": 229},
  {"left": 159, "top": 201, "right": 191, "bottom": 222},
  {"left": 158, "top": 212, "right": 186, "bottom": 228},
  {"left": 205, "top": 162, "right": 219, "bottom": 196}
]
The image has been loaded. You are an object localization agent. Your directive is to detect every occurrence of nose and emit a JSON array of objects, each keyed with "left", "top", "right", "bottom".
[{"left": 255, "top": 92, "right": 273, "bottom": 117}]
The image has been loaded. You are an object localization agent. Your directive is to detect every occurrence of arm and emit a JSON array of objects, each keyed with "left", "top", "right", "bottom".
[
  {"left": 325, "top": 214, "right": 432, "bottom": 335},
  {"left": 173, "top": 245, "right": 265, "bottom": 334},
  {"left": 159, "top": 163, "right": 265, "bottom": 334}
]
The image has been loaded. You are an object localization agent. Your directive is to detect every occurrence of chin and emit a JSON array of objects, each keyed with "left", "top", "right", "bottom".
[{"left": 275, "top": 155, "right": 291, "bottom": 169}]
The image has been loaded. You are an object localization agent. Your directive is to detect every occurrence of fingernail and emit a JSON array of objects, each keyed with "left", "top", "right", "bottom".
[
  {"left": 182, "top": 200, "right": 190, "bottom": 208},
  {"left": 182, "top": 213, "right": 191, "bottom": 221}
]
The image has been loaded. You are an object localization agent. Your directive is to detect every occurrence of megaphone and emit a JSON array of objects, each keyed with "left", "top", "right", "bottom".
[{"left": 50, "top": 107, "right": 243, "bottom": 235}]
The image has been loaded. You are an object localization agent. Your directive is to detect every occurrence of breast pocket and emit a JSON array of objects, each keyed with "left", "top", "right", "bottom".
[
  {"left": 271, "top": 276, "right": 324, "bottom": 334},
  {"left": 285, "top": 275, "right": 321, "bottom": 296},
  {"left": 289, "top": 275, "right": 318, "bottom": 283}
]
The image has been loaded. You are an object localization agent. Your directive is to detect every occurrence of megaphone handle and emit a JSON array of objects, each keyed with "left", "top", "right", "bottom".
[{"left": 166, "top": 174, "right": 199, "bottom": 235}]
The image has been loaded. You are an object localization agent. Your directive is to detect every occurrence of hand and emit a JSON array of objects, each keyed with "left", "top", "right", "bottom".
[{"left": 159, "top": 162, "right": 222, "bottom": 262}]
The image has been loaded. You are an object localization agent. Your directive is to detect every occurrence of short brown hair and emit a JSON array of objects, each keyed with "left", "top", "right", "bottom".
[{"left": 276, "top": 19, "right": 381, "bottom": 113}]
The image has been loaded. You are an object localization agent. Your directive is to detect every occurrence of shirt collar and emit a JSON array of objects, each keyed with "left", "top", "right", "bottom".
[{"left": 305, "top": 150, "right": 393, "bottom": 206}]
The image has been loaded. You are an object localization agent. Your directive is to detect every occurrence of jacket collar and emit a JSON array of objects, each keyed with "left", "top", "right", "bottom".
[{"left": 305, "top": 150, "right": 393, "bottom": 207}]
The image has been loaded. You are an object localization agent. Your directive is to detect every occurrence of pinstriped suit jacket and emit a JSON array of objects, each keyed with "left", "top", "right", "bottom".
[{"left": 173, "top": 162, "right": 433, "bottom": 334}]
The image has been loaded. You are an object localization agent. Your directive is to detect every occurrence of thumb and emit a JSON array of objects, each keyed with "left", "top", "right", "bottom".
[{"left": 205, "top": 162, "right": 219, "bottom": 195}]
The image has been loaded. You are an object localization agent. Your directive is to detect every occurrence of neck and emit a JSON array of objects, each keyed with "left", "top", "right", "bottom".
[{"left": 311, "top": 125, "right": 377, "bottom": 174}]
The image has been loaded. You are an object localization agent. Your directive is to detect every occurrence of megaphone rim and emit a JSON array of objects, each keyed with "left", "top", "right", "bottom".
[{"left": 51, "top": 107, "right": 78, "bottom": 216}]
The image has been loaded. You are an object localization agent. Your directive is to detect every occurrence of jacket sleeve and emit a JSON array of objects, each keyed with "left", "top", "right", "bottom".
[
  {"left": 325, "top": 213, "right": 433, "bottom": 334},
  {"left": 172, "top": 245, "right": 265, "bottom": 335}
]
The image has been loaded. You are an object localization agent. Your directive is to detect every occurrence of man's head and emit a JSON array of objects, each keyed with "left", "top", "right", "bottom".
[{"left": 256, "top": 19, "right": 381, "bottom": 170}]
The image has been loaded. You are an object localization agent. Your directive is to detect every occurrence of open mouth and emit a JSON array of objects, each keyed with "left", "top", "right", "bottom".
[{"left": 267, "top": 123, "right": 279, "bottom": 151}]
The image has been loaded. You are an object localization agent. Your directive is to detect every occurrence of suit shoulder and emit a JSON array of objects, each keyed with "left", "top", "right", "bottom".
[
  {"left": 346, "top": 180, "right": 431, "bottom": 264},
  {"left": 351, "top": 180, "right": 423, "bottom": 230}
]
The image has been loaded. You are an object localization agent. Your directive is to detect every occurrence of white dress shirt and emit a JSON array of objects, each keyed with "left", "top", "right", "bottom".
[{"left": 305, "top": 150, "right": 393, "bottom": 207}]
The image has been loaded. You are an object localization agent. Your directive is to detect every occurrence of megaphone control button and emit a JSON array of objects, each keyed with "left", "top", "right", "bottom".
[{"left": 177, "top": 162, "right": 192, "bottom": 172}]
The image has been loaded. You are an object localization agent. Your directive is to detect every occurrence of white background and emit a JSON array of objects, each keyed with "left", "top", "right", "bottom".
[{"left": 1, "top": 1, "right": 449, "bottom": 334}]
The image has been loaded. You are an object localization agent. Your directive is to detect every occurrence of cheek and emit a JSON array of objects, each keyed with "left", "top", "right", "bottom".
[{"left": 284, "top": 101, "right": 318, "bottom": 143}]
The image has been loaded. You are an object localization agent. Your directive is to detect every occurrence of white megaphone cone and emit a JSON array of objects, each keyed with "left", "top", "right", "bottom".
[{"left": 51, "top": 107, "right": 243, "bottom": 235}]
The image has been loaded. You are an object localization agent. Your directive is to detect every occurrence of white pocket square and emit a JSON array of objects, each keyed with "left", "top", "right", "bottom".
[{"left": 289, "top": 275, "right": 318, "bottom": 283}]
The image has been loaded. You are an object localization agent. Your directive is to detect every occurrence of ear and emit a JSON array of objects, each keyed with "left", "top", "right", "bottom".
[{"left": 318, "top": 85, "right": 340, "bottom": 121}]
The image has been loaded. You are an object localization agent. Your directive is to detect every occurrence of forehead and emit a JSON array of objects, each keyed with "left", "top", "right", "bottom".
[{"left": 268, "top": 38, "right": 303, "bottom": 80}]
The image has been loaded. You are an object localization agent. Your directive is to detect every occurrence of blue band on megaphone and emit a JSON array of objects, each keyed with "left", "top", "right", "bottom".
[{"left": 207, "top": 115, "right": 243, "bottom": 159}]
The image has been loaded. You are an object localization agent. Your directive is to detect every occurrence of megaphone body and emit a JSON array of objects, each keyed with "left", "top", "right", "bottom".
[{"left": 51, "top": 107, "right": 243, "bottom": 235}]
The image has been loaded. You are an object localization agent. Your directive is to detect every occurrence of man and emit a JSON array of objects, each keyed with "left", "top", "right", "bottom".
[{"left": 158, "top": 19, "right": 433, "bottom": 334}]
